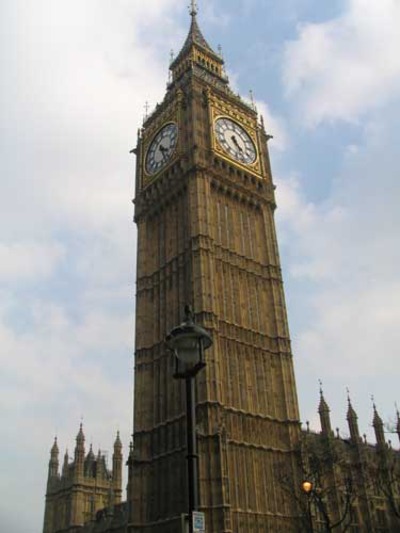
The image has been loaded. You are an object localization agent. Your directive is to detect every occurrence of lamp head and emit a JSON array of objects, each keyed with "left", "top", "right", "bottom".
[
  {"left": 166, "top": 306, "right": 212, "bottom": 378},
  {"left": 302, "top": 480, "right": 313, "bottom": 494}
]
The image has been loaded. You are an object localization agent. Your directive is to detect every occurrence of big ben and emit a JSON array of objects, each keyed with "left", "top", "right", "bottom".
[{"left": 129, "top": 4, "right": 301, "bottom": 532}]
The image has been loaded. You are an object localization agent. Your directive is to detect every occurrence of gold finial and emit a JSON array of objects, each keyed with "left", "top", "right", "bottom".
[
  {"left": 143, "top": 101, "right": 150, "bottom": 123},
  {"left": 249, "top": 90, "right": 256, "bottom": 111},
  {"left": 189, "top": 0, "right": 198, "bottom": 16}
]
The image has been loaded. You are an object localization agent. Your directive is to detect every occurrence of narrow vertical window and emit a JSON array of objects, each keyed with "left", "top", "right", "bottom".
[
  {"left": 225, "top": 204, "right": 230, "bottom": 249},
  {"left": 217, "top": 200, "right": 222, "bottom": 244},
  {"left": 248, "top": 213, "right": 254, "bottom": 259},
  {"left": 254, "top": 280, "right": 261, "bottom": 331},
  {"left": 240, "top": 211, "right": 246, "bottom": 255}
]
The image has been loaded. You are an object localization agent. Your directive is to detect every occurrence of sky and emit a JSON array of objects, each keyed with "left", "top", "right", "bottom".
[{"left": 1, "top": 0, "right": 399, "bottom": 531}]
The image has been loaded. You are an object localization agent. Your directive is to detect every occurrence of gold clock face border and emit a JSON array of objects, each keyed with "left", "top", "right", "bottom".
[
  {"left": 212, "top": 114, "right": 259, "bottom": 170},
  {"left": 144, "top": 121, "right": 179, "bottom": 179}
]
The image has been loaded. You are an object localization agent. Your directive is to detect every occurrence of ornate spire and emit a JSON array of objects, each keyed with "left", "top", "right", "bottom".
[
  {"left": 86, "top": 443, "right": 95, "bottom": 460},
  {"left": 74, "top": 423, "right": 85, "bottom": 474},
  {"left": 372, "top": 397, "right": 385, "bottom": 448},
  {"left": 318, "top": 380, "right": 329, "bottom": 413},
  {"left": 48, "top": 437, "right": 59, "bottom": 479},
  {"left": 76, "top": 422, "right": 85, "bottom": 445},
  {"left": 372, "top": 399, "right": 383, "bottom": 427},
  {"left": 318, "top": 381, "right": 332, "bottom": 436},
  {"left": 346, "top": 389, "right": 360, "bottom": 443},
  {"left": 50, "top": 437, "right": 59, "bottom": 457},
  {"left": 346, "top": 389, "right": 358, "bottom": 420},
  {"left": 114, "top": 431, "right": 122, "bottom": 452},
  {"left": 170, "top": 2, "right": 222, "bottom": 74}
]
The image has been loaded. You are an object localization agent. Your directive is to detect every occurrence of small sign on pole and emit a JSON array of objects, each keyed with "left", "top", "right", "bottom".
[{"left": 192, "top": 511, "right": 205, "bottom": 533}]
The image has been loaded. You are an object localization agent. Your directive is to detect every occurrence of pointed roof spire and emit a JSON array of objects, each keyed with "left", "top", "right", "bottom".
[
  {"left": 346, "top": 389, "right": 360, "bottom": 443},
  {"left": 170, "top": 2, "right": 221, "bottom": 72},
  {"left": 184, "top": 6, "right": 214, "bottom": 55},
  {"left": 51, "top": 436, "right": 59, "bottom": 456},
  {"left": 318, "top": 380, "right": 330, "bottom": 413},
  {"left": 76, "top": 422, "right": 85, "bottom": 444},
  {"left": 114, "top": 431, "right": 122, "bottom": 451},
  {"left": 372, "top": 397, "right": 383, "bottom": 428},
  {"left": 318, "top": 381, "right": 332, "bottom": 436},
  {"left": 346, "top": 388, "right": 358, "bottom": 421},
  {"left": 372, "top": 396, "right": 386, "bottom": 448},
  {"left": 86, "top": 443, "right": 95, "bottom": 460}
]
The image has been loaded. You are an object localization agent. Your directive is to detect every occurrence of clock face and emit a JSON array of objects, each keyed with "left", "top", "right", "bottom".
[
  {"left": 145, "top": 122, "right": 178, "bottom": 175},
  {"left": 215, "top": 117, "right": 257, "bottom": 165}
]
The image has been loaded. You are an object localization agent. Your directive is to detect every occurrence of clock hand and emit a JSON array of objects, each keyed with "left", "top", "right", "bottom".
[
  {"left": 231, "top": 135, "right": 243, "bottom": 153},
  {"left": 159, "top": 144, "right": 170, "bottom": 161}
]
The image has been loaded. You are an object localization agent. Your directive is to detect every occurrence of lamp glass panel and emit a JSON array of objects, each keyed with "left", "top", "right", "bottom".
[{"left": 175, "top": 335, "right": 199, "bottom": 365}]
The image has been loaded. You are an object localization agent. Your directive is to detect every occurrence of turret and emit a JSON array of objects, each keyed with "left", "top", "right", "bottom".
[
  {"left": 372, "top": 402, "right": 386, "bottom": 449},
  {"left": 346, "top": 392, "right": 360, "bottom": 443},
  {"left": 112, "top": 431, "right": 123, "bottom": 503},
  {"left": 318, "top": 384, "right": 333, "bottom": 436},
  {"left": 48, "top": 437, "right": 59, "bottom": 480},
  {"left": 74, "top": 423, "right": 85, "bottom": 478}
]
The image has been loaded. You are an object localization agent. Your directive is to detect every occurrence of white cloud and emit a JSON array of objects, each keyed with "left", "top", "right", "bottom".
[
  {"left": 256, "top": 100, "right": 289, "bottom": 151},
  {"left": 0, "top": 242, "right": 65, "bottom": 281},
  {"left": 0, "top": 1, "right": 185, "bottom": 531},
  {"left": 276, "top": 105, "right": 400, "bottom": 435},
  {"left": 283, "top": 0, "right": 400, "bottom": 125}
]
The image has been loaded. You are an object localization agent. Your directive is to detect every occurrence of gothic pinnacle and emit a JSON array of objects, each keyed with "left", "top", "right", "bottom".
[
  {"left": 318, "top": 380, "right": 330, "bottom": 413},
  {"left": 346, "top": 388, "right": 358, "bottom": 420},
  {"left": 51, "top": 436, "right": 59, "bottom": 455}
]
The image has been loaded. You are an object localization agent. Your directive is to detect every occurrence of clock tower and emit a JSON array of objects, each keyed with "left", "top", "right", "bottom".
[{"left": 129, "top": 6, "right": 301, "bottom": 532}]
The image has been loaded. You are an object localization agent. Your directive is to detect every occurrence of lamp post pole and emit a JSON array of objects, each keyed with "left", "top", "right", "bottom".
[
  {"left": 186, "top": 376, "right": 198, "bottom": 532},
  {"left": 166, "top": 306, "right": 213, "bottom": 533}
]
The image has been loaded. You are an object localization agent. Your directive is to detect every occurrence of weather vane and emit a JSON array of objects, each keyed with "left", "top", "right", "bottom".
[{"left": 189, "top": 0, "right": 198, "bottom": 16}]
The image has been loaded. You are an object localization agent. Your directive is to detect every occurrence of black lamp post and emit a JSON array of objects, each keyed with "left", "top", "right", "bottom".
[{"left": 166, "top": 305, "right": 213, "bottom": 533}]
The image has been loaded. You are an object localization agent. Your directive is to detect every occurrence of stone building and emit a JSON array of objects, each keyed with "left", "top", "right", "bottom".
[
  {"left": 43, "top": 6, "right": 400, "bottom": 533},
  {"left": 43, "top": 425, "right": 123, "bottom": 533},
  {"left": 129, "top": 4, "right": 300, "bottom": 532},
  {"left": 294, "top": 392, "right": 400, "bottom": 532}
]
